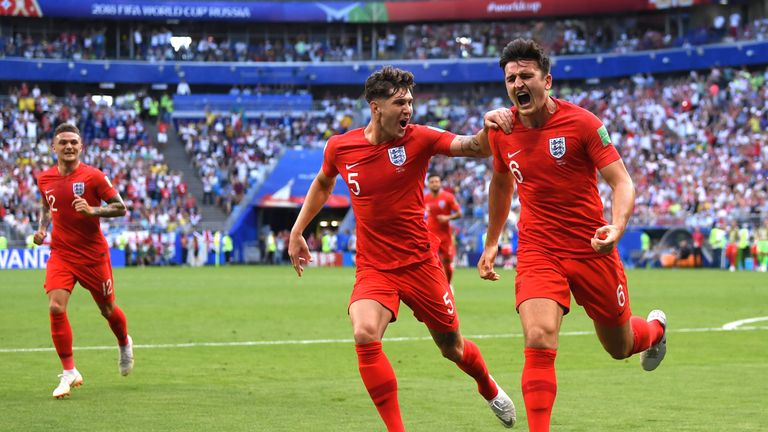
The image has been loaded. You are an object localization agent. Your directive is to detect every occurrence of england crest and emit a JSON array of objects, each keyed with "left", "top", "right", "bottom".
[
  {"left": 549, "top": 137, "right": 566, "bottom": 159},
  {"left": 388, "top": 146, "right": 407, "bottom": 166},
  {"left": 72, "top": 182, "right": 85, "bottom": 196}
]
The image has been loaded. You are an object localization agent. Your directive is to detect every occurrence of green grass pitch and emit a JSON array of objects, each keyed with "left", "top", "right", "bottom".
[{"left": 1, "top": 266, "right": 766, "bottom": 431}]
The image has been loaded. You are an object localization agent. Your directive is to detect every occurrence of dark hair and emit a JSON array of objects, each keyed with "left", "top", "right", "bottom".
[
  {"left": 427, "top": 173, "right": 441, "bottom": 180},
  {"left": 499, "top": 38, "right": 551, "bottom": 75},
  {"left": 54, "top": 123, "right": 81, "bottom": 137},
  {"left": 364, "top": 66, "right": 415, "bottom": 102}
]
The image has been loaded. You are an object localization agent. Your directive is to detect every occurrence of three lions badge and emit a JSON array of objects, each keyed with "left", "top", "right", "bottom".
[
  {"left": 388, "top": 146, "right": 407, "bottom": 166},
  {"left": 72, "top": 182, "right": 85, "bottom": 196},
  {"left": 549, "top": 137, "right": 566, "bottom": 159}
]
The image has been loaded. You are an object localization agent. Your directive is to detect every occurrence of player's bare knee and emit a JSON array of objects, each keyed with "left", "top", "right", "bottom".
[
  {"left": 48, "top": 302, "right": 66, "bottom": 315},
  {"left": 353, "top": 327, "right": 381, "bottom": 344},
  {"left": 99, "top": 303, "right": 115, "bottom": 318},
  {"left": 524, "top": 326, "right": 558, "bottom": 348}
]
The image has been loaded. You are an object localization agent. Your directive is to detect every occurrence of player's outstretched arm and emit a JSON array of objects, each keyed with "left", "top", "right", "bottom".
[
  {"left": 33, "top": 197, "right": 51, "bottom": 245},
  {"left": 478, "top": 170, "right": 515, "bottom": 281},
  {"left": 73, "top": 194, "right": 127, "bottom": 218},
  {"left": 592, "top": 159, "right": 635, "bottom": 254},
  {"left": 449, "top": 108, "right": 513, "bottom": 157},
  {"left": 289, "top": 171, "right": 337, "bottom": 277}
]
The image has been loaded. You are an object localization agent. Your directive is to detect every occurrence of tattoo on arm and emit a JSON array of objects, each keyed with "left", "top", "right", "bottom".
[
  {"left": 38, "top": 205, "right": 51, "bottom": 231},
  {"left": 95, "top": 195, "right": 127, "bottom": 218},
  {"left": 457, "top": 135, "right": 482, "bottom": 156}
]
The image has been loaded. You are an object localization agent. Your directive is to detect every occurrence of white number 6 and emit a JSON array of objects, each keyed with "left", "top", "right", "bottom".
[{"left": 616, "top": 284, "right": 626, "bottom": 307}]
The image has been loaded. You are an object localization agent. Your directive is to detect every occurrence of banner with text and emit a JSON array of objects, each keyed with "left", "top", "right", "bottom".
[{"left": 0, "top": 0, "right": 712, "bottom": 22}]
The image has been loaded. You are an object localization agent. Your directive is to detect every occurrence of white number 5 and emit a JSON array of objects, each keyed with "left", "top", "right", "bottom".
[
  {"left": 443, "top": 292, "right": 454, "bottom": 314},
  {"left": 348, "top": 172, "right": 360, "bottom": 195}
]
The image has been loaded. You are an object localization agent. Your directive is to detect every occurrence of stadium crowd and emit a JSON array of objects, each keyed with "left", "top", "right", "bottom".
[
  {"left": 2, "top": 64, "right": 766, "bottom": 267},
  {"left": 0, "top": 87, "right": 202, "bottom": 242},
  {"left": 2, "top": 14, "right": 766, "bottom": 62}
]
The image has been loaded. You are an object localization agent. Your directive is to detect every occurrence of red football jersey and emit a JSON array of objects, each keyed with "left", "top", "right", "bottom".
[
  {"left": 322, "top": 124, "right": 455, "bottom": 270},
  {"left": 489, "top": 98, "right": 621, "bottom": 258},
  {"left": 36, "top": 163, "right": 119, "bottom": 264},
  {"left": 424, "top": 190, "right": 460, "bottom": 241}
]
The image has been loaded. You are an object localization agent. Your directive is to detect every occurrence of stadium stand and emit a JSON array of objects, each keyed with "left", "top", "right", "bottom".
[{"left": 0, "top": 0, "right": 766, "bottom": 268}]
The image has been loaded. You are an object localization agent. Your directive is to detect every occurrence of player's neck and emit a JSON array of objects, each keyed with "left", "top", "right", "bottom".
[
  {"left": 518, "top": 97, "right": 557, "bottom": 129},
  {"left": 57, "top": 160, "right": 80, "bottom": 176},
  {"left": 430, "top": 190, "right": 439, "bottom": 197},
  {"left": 363, "top": 122, "right": 394, "bottom": 145}
]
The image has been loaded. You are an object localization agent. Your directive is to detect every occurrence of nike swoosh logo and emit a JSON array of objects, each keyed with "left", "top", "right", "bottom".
[
  {"left": 345, "top": 162, "right": 361, "bottom": 170},
  {"left": 507, "top": 150, "right": 521, "bottom": 159},
  {"left": 45, "top": 189, "right": 54, "bottom": 194}
]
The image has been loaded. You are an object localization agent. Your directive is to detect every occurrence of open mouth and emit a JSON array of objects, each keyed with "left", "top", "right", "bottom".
[
  {"left": 516, "top": 91, "right": 531, "bottom": 107},
  {"left": 399, "top": 119, "right": 409, "bottom": 128}
]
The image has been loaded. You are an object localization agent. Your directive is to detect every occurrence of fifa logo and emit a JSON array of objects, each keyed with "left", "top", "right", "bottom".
[{"left": 72, "top": 182, "right": 85, "bottom": 196}]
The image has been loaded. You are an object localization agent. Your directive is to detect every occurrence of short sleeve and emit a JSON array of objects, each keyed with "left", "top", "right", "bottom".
[
  {"left": 582, "top": 112, "right": 620, "bottom": 169},
  {"left": 448, "top": 193, "right": 461, "bottom": 212},
  {"left": 489, "top": 128, "right": 508, "bottom": 173},
  {"left": 94, "top": 170, "right": 119, "bottom": 201},
  {"left": 418, "top": 125, "right": 455, "bottom": 156},
  {"left": 321, "top": 137, "right": 339, "bottom": 178}
]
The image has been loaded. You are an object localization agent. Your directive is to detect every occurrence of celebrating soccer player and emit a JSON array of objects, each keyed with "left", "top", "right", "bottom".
[
  {"left": 424, "top": 173, "right": 462, "bottom": 286},
  {"left": 289, "top": 66, "right": 517, "bottom": 430},
  {"left": 478, "top": 39, "right": 667, "bottom": 431},
  {"left": 35, "top": 123, "right": 134, "bottom": 399}
]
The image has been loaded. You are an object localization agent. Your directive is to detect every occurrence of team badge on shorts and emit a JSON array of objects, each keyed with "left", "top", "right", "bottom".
[
  {"left": 388, "top": 146, "right": 407, "bottom": 166},
  {"left": 549, "top": 137, "right": 566, "bottom": 159},
  {"left": 72, "top": 182, "right": 85, "bottom": 196}
]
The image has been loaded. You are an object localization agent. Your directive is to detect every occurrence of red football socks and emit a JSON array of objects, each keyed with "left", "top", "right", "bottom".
[
  {"left": 50, "top": 312, "right": 75, "bottom": 370},
  {"left": 522, "top": 347, "right": 558, "bottom": 432},
  {"left": 630, "top": 316, "right": 664, "bottom": 355},
  {"left": 457, "top": 339, "right": 498, "bottom": 400},
  {"left": 106, "top": 305, "right": 129, "bottom": 346},
  {"left": 355, "top": 342, "right": 404, "bottom": 432}
]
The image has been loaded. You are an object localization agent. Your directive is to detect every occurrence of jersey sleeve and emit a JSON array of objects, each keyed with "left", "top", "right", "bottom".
[
  {"left": 321, "top": 137, "right": 339, "bottom": 177},
  {"left": 489, "top": 128, "right": 508, "bottom": 173},
  {"left": 448, "top": 193, "right": 461, "bottom": 212},
  {"left": 582, "top": 112, "right": 620, "bottom": 169},
  {"left": 94, "top": 170, "right": 119, "bottom": 201},
  {"left": 418, "top": 125, "right": 456, "bottom": 156}
]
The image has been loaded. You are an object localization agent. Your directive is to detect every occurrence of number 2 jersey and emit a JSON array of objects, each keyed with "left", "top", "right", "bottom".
[
  {"left": 322, "top": 125, "right": 455, "bottom": 270},
  {"left": 489, "top": 98, "right": 621, "bottom": 258},
  {"left": 36, "top": 163, "right": 119, "bottom": 264}
]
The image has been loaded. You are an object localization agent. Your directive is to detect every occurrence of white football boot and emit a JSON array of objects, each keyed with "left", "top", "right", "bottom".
[
  {"left": 119, "top": 335, "right": 134, "bottom": 376},
  {"left": 641, "top": 310, "right": 667, "bottom": 371},
  {"left": 487, "top": 376, "right": 516, "bottom": 428},
  {"left": 52, "top": 369, "right": 83, "bottom": 399}
]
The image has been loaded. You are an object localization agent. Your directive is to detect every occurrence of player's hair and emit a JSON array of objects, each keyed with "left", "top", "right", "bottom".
[
  {"left": 499, "top": 38, "right": 551, "bottom": 76},
  {"left": 427, "top": 173, "right": 441, "bottom": 180},
  {"left": 364, "top": 66, "right": 415, "bottom": 102},
  {"left": 54, "top": 123, "right": 81, "bottom": 138}
]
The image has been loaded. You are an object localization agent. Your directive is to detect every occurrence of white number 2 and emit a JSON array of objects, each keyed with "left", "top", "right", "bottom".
[
  {"left": 46, "top": 194, "right": 58, "bottom": 212},
  {"left": 348, "top": 172, "right": 360, "bottom": 196}
]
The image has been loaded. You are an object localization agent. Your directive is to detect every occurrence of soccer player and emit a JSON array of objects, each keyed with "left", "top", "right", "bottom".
[
  {"left": 477, "top": 39, "right": 667, "bottom": 431},
  {"left": 289, "top": 66, "right": 517, "bottom": 431},
  {"left": 34, "top": 123, "right": 134, "bottom": 399},
  {"left": 424, "top": 173, "right": 462, "bottom": 285}
]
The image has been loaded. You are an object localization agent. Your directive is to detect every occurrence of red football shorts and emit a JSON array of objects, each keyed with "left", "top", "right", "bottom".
[
  {"left": 434, "top": 235, "right": 455, "bottom": 263},
  {"left": 351, "top": 254, "right": 459, "bottom": 333},
  {"left": 44, "top": 252, "right": 116, "bottom": 304},
  {"left": 515, "top": 249, "right": 631, "bottom": 327}
]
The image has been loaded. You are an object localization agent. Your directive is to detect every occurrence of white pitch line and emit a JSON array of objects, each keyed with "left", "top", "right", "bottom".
[
  {"left": 1, "top": 326, "right": 767, "bottom": 354},
  {"left": 721, "top": 316, "right": 768, "bottom": 330}
]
